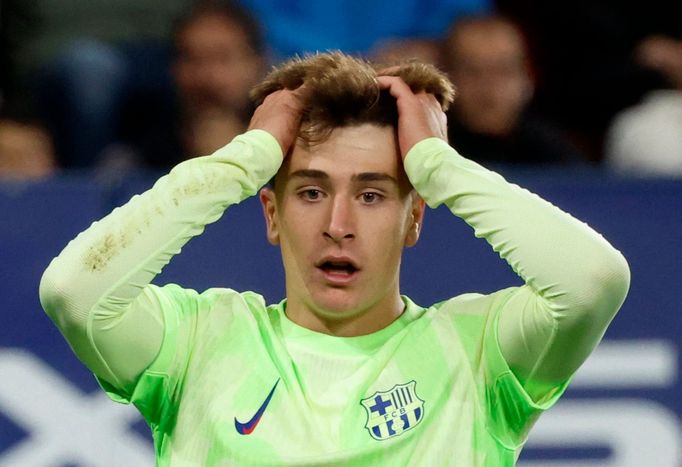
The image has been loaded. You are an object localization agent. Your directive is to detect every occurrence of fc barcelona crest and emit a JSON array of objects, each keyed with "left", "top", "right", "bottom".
[{"left": 360, "top": 380, "right": 425, "bottom": 441}]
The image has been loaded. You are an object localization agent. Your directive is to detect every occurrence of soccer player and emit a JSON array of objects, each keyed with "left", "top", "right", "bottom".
[{"left": 39, "top": 52, "right": 630, "bottom": 465}]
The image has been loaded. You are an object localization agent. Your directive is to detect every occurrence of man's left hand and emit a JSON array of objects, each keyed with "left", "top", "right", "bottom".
[{"left": 376, "top": 75, "right": 448, "bottom": 158}]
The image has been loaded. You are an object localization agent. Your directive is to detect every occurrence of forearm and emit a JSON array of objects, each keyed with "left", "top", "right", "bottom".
[
  {"left": 405, "top": 139, "right": 630, "bottom": 390},
  {"left": 39, "top": 130, "right": 282, "bottom": 385}
]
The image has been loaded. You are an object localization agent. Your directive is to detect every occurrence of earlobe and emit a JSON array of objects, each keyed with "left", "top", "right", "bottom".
[
  {"left": 404, "top": 222, "right": 420, "bottom": 247},
  {"left": 259, "top": 188, "right": 280, "bottom": 245},
  {"left": 404, "top": 195, "right": 426, "bottom": 247}
]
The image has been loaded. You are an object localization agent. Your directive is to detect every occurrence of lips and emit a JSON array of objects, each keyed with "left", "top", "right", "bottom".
[{"left": 315, "top": 256, "right": 360, "bottom": 284}]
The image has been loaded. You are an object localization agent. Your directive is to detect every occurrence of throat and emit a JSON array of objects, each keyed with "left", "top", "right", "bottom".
[{"left": 283, "top": 293, "right": 406, "bottom": 337}]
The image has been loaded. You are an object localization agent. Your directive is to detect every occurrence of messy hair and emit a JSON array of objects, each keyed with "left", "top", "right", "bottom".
[{"left": 250, "top": 51, "right": 455, "bottom": 145}]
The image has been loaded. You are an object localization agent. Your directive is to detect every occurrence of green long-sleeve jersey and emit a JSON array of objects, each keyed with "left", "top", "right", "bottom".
[{"left": 39, "top": 130, "right": 630, "bottom": 466}]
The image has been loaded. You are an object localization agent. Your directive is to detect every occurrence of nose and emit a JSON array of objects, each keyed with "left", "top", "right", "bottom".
[{"left": 324, "top": 195, "right": 355, "bottom": 242}]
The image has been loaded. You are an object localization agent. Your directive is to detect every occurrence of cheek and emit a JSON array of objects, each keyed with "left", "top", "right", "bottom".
[
  {"left": 369, "top": 216, "right": 409, "bottom": 258},
  {"left": 279, "top": 215, "right": 317, "bottom": 260}
]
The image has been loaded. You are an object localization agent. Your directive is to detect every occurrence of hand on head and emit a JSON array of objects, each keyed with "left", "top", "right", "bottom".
[
  {"left": 247, "top": 86, "right": 308, "bottom": 155},
  {"left": 376, "top": 75, "right": 448, "bottom": 158},
  {"left": 248, "top": 61, "right": 449, "bottom": 160}
]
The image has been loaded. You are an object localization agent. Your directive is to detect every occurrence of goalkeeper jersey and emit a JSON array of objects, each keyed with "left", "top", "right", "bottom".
[{"left": 40, "top": 131, "right": 630, "bottom": 466}]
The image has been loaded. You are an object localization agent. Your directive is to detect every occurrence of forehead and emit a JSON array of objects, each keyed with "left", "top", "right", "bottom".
[{"left": 282, "top": 124, "right": 402, "bottom": 181}]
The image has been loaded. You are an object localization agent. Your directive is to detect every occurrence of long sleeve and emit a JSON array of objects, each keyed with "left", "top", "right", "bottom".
[
  {"left": 404, "top": 138, "right": 630, "bottom": 401},
  {"left": 39, "top": 130, "right": 283, "bottom": 392}
]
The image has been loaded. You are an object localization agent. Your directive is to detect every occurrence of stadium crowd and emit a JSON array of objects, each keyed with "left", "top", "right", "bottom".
[{"left": 1, "top": 0, "right": 680, "bottom": 179}]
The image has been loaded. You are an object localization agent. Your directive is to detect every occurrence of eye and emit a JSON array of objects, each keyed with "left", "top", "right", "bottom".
[
  {"left": 360, "top": 192, "right": 383, "bottom": 204},
  {"left": 299, "top": 189, "right": 323, "bottom": 201}
]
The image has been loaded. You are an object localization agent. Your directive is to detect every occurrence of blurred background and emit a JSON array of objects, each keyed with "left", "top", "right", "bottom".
[{"left": 1, "top": 0, "right": 680, "bottom": 465}]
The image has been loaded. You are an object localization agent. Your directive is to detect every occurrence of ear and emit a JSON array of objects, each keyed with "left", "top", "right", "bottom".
[
  {"left": 404, "top": 193, "right": 426, "bottom": 247},
  {"left": 259, "top": 187, "right": 280, "bottom": 245}
]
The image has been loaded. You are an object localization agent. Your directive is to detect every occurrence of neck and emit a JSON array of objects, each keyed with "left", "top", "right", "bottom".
[{"left": 284, "top": 291, "right": 406, "bottom": 337}]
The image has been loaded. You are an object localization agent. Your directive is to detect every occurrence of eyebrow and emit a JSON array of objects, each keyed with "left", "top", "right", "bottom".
[
  {"left": 352, "top": 172, "right": 398, "bottom": 185},
  {"left": 289, "top": 169, "right": 329, "bottom": 180},
  {"left": 289, "top": 169, "right": 398, "bottom": 185}
]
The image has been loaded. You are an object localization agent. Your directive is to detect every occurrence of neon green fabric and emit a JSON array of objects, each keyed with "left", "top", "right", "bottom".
[
  {"left": 40, "top": 131, "right": 630, "bottom": 466},
  {"left": 98, "top": 286, "right": 565, "bottom": 466}
]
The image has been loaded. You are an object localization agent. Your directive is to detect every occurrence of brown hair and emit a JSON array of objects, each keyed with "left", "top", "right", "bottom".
[{"left": 250, "top": 51, "right": 455, "bottom": 144}]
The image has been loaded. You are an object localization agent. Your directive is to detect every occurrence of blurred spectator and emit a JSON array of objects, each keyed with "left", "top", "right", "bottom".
[
  {"left": 129, "top": 0, "right": 267, "bottom": 169},
  {"left": 1, "top": 0, "right": 189, "bottom": 168},
  {"left": 443, "top": 15, "right": 584, "bottom": 167},
  {"left": 636, "top": 36, "right": 682, "bottom": 90},
  {"left": 0, "top": 108, "right": 56, "bottom": 180},
  {"left": 2, "top": 0, "right": 493, "bottom": 171},
  {"left": 496, "top": 0, "right": 682, "bottom": 163},
  {"left": 370, "top": 38, "right": 443, "bottom": 68},
  {"left": 0, "top": 120, "right": 55, "bottom": 180},
  {"left": 605, "top": 35, "right": 682, "bottom": 176}
]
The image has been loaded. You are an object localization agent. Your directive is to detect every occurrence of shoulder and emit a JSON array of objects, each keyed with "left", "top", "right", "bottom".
[
  {"left": 415, "top": 288, "right": 519, "bottom": 343},
  {"left": 147, "top": 283, "right": 268, "bottom": 320},
  {"left": 420, "top": 288, "right": 519, "bottom": 348},
  {"left": 198, "top": 287, "right": 267, "bottom": 308},
  {"left": 430, "top": 287, "right": 518, "bottom": 318}
]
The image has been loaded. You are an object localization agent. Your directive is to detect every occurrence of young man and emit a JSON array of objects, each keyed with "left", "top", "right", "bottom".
[{"left": 39, "top": 52, "right": 630, "bottom": 465}]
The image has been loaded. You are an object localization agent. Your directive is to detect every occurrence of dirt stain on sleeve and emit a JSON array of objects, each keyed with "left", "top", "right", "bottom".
[{"left": 83, "top": 233, "right": 119, "bottom": 272}]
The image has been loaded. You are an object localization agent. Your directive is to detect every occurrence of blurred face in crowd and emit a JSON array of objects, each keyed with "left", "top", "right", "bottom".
[
  {"left": 0, "top": 120, "right": 55, "bottom": 180},
  {"left": 371, "top": 38, "right": 442, "bottom": 67},
  {"left": 260, "top": 124, "right": 424, "bottom": 336},
  {"left": 445, "top": 18, "right": 533, "bottom": 136},
  {"left": 174, "top": 13, "right": 265, "bottom": 117}
]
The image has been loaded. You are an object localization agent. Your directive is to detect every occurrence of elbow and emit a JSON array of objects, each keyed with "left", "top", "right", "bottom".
[
  {"left": 581, "top": 247, "right": 631, "bottom": 318},
  {"left": 550, "top": 248, "right": 630, "bottom": 333},
  {"left": 39, "top": 262, "right": 70, "bottom": 324},
  {"left": 38, "top": 261, "right": 87, "bottom": 333},
  {"left": 605, "top": 249, "right": 631, "bottom": 310}
]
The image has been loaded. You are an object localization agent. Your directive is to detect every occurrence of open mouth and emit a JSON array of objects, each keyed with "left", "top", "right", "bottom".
[
  {"left": 316, "top": 258, "right": 360, "bottom": 283},
  {"left": 318, "top": 261, "right": 358, "bottom": 275}
]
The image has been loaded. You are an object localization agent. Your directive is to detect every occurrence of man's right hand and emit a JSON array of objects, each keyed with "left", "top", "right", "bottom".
[{"left": 247, "top": 87, "right": 307, "bottom": 156}]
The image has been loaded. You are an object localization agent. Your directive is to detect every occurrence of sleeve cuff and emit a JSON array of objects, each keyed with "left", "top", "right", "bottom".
[
  {"left": 403, "top": 137, "right": 451, "bottom": 177},
  {"left": 242, "top": 129, "right": 284, "bottom": 162}
]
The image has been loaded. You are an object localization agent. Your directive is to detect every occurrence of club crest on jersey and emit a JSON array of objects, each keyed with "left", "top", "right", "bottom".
[{"left": 360, "top": 380, "right": 425, "bottom": 441}]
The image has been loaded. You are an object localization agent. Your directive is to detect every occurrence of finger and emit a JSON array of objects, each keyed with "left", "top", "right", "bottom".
[
  {"left": 286, "top": 86, "right": 309, "bottom": 111},
  {"left": 290, "top": 82, "right": 309, "bottom": 95},
  {"left": 266, "top": 86, "right": 306, "bottom": 112},
  {"left": 378, "top": 77, "right": 443, "bottom": 110},
  {"left": 376, "top": 75, "right": 415, "bottom": 100},
  {"left": 414, "top": 90, "right": 438, "bottom": 102},
  {"left": 266, "top": 84, "right": 307, "bottom": 101},
  {"left": 375, "top": 75, "right": 409, "bottom": 90},
  {"left": 377, "top": 65, "right": 401, "bottom": 76},
  {"left": 422, "top": 92, "right": 445, "bottom": 111}
]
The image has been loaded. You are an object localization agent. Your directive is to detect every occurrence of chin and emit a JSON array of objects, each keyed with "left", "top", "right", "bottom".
[{"left": 309, "top": 291, "right": 368, "bottom": 320}]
